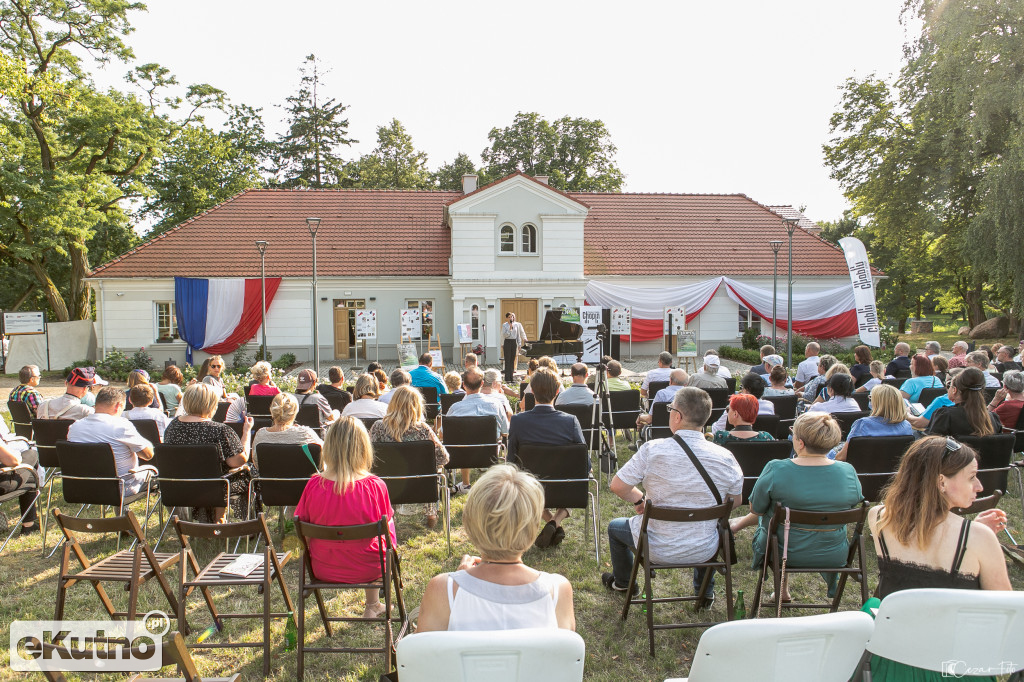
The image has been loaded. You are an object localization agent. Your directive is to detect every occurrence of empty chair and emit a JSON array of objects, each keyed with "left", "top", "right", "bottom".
[
  {"left": 245, "top": 393, "right": 275, "bottom": 418},
  {"left": 440, "top": 414, "right": 503, "bottom": 476},
  {"left": 721, "top": 440, "right": 794, "bottom": 505},
  {"left": 845, "top": 435, "right": 915, "bottom": 503},
  {"left": 6, "top": 400, "right": 33, "bottom": 439},
  {"left": 958, "top": 433, "right": 1015, "bottom": 496},
  {"left": 664, "top": 611, "right": 874, "bottom": 682},
  {"left": 602, "top": 389, "right": 642, "bottom": 436},
  {"left": 763, "top": 394, "right": 798, "bottom": 420},
  {"left": 640, "top": 402, "right": 673, "bottom": 442},
  {"left": 396, "top": 629, "right": 586, "bottom": 682}
]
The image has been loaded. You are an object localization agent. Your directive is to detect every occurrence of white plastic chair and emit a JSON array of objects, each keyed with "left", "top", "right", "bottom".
[
  {"left": 395, "top": 629, "right": 585, "bottom": 682},
  {"left": 866, "top": 588, "right": 1024, "bottom": 678},
  {"left": 665, "top": 611, "right": 873, "bottom": 682}
]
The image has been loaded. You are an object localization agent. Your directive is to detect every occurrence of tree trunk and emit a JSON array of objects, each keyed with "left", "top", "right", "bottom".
[
  {"left": 28, "top": 258, "right": 69, "bottom": 322},
  {"left": 964, "top": 286, "right": 986, "bottom": 328},
  {"left": 916, "top": 297, "right": 922, "bottom": 319},
  {"left": 68, "top": 241, "right": 92, "bottom": 320}
]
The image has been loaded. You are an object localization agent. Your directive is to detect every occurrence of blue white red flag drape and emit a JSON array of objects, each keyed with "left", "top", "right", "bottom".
[{"left": 175, "top": 277, "right": 282, "bottom": 364}]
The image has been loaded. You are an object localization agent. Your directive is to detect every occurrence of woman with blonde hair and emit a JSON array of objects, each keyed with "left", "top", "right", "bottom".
[
  {"left": 369, "top": 385, "right": 448, "bottom": 527},
  {"left": 248, "top": 361, "right": 280, "bottom": 397},
  {"left": 833, "top": 384, "right": 913, "bottom": 461},
  {"left": 867, "top": 436, "right": 1010, "bottom": 680},
  {"left": 294, "top": 417, "right": 396, "bottom": 619},
  {"left": 252, "top": 393, "right": 323, "bottom": 448},
  {"left": 731, "top": 412, "right": 862, "bottom": 602},
  {"left": 417, "top": 465, "right": 575, "bottom": 632},
  {"left": 810, "top": 362, "right": 851, "bottom": 405},
  {"left": 162, "top": 383, "right": 256, "bottom": 523},
  {"left": 444, "top": 371, "right": 463, "bottom": 395},
  {"left": 341, "top": 373, "right": 388, "bottom": 418}
]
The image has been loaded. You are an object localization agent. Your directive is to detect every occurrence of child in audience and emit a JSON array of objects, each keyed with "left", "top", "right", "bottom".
[{"left": 854, "top": 360, "right": 886, "bottom": 393}]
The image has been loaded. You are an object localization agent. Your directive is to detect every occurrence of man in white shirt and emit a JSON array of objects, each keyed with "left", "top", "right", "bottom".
[
  {"left": 446, "top": 367, "right": 508, "bottom": 495},
  {"left": 67, "top": 386, "right": 156, "bottom": 496},
  {"left": 686, "top": 356, "right": 728, "bottom": 390},
  {"left": 705, "top": 350, "right": 732, "bottom": 380},
  {"left": 481, "top": 369, "right": 514, "bottom": 422},
  {"left": 555, "top": 363, "right": 596, "bottom": 406},
  {"left": 793, "top": 342, "right": 821, "bottom": 390},
  {"left": 501, "top": 312, "right": 527, "bottom": 382},
  {"left": 640, "top": 351, "right": 675, "bottom": 398},
  {"left": 379, "top": 369, "right": 411, "bottom": 405},
  {"left": 966, "top": 350, "right": 1002, "bottom": 388},
  {"left": 37, "top": 367, "right": 106, "bottom": 420},
  {"left": 605, "top": 387, "right": 742, "bottom": 602},
  {"left": 124, "top": 384, "right": 171, "bottom": 438},
  {"left": 636, "top": 369, "right": 688, "bottom": 427}
]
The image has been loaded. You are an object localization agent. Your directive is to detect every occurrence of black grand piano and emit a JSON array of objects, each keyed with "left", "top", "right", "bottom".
[{"left": 522, "top": 310, "right": 584, "bottom": 362}]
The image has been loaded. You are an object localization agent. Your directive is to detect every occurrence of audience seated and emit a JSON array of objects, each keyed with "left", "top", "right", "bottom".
[
  {"left": 923, "top": 340, "right": 942, "bottom": 359},
  {"left": 316, "top": 366, "right": 350, "bottom": 400},
  {"left": 749, "top": 344, "right": 776, "bottom": 375},
  {"left": 67, "top": 386, "right": 156, "bottom": 496},
  {"left": 124, "top": 384, "right": 171, "bottom": 438},
  {"left": 926, "top": 368, "right": 1001, "bottom": 438},
  {"left": 369, "top": 386, "right": 448, "bottom": 528},
  {"left": 799, "top": 355, "right": 838, "bottom": 403},
  {"left": 293, "top": 417, "right": 395, "bottom": 619},
  {"left": 8, "top": 365, "right": 42, "bottom": 418},
  {"left": 710, "top": 373, "right": 775, "bottom": 432},
  {"left": 163, "top": 383, "right": 255, "bottom": 523},
  {"left": 947, "top": 340, "right": 969, "bottom": 369},
  {"left": 196, "top": 355, "right": 231, "bottom": 401},
  {"left": 252, "top": 393, "right": 323, "bottom": 448},
  {"left": 507, "top": 368, "right": 585, "bottom": 548},
  {"left": 640, "top": 351, "right": 674, "bottom": 398},
  {"left": 966, "top": 350, "right": 1001, "bottom": 388},
  {"left": 762, "top": 365, "right": 795, "bottom": 397},
  {"left": 907, "top": 368, "right": 962, "bottom": 431},
  {"left": 480, "top": 369, "right": 514, "bottom": 421},
  {"left": 931, "top": 355, "right": 948, "bottom": 386},
  {"left": 342, "top": 373, "right": 388, "bottom": 418},
  {"left": 995, "top": 345, "right": 1023, "bottom": 374},
  {"left": 605, "top": 360, "right": 631, "bottom": 391},
  {"left": 866, "top": 436, "right": 1011, "bottom": 680},
  {"left": 854, "top": 360, "right": 887, "bottom": 394},
  {"left": 604, "top": 387, "right": 742, "bottom": 603},
  {"left": 292, "top": 369, "right": 336, "bottom": 428},
  {"left": 850, "top": 345, "right": 873, "bottom": 387},
  {"left": 987, "top": 369, "right": 1024, "bottom": 430},
  {"left": 247, "top": 360, "right": 280, "bottom": 397},
  {"left": 446, "top": 367, "right": 508, "bottom": 495},
  {"left": 0, "top": 437, "right": 40, "bottom": 535},
  {"left": 36, "top": 367, "right": 102, "bottom": 420},
  {"left": 463, "top": 352, "right": 479, "bottom": 371},
  {"left": 379, "top": 368, "right": 411, "bottom": 405},
  {"left": 555, "top": 363, "right": 596, "bottom": 406},
  {"left": 636, "top": 369, "right": 687, "bottom": 427},
  {"left": 884, "top": 343, "right": 912, "bottom": 378},
  {"left": 899, "top": 354, "right": 943, "bottom": 403},
  {"left": 444, "top": 371, "right": 464, "bottom": 395},
  {"left": 731, "top": 412, "right": 862, "bottom": 602},
  {"left": 793, "top": 342, "right": 821, "bottom": 390},
  {"left": 706, "top": 349, "right": 733, "bottom": 380},
  {"left": 711, "top": 394, "right": 776, "bottom": 444},
  {"left": 808, "top": 374, "right": 860, "bottom": 414},
  {"left": 127, "top": 369, "right": 164, "bottom": 410},
  {"left": 833, "top": 384, "right": 913, "bottom": 460},
  {"left": 157, "top": 365, "right": 184, "bottom": 414},
  {"left": 371, "top": 368, "right": 389, "bottom": 394},
  {"left": 409, "top": 352, "right": 449, "bottom": 395},
  {"left": 686, "top": 355, "right": 728, "bottom": 389},
  {"left": 417, "top": 465, "right": 575, "bottom": 632}
]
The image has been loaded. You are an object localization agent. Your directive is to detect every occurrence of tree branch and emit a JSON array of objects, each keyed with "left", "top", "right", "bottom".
[{"left": 86, "top": 131, "right": 119, "bottom": 174}]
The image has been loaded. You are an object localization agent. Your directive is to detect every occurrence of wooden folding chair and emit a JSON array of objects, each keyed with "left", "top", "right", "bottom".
[
  {"left": 295, "top": 517, "right": 409, "bottom": 679},
  {"left": 621, "top": 501, "right": 736, "bottom": 656},
  {"left": 172, "top": 513, "right": 293, "bottom": 677},
  {"left": 52, "top": 509, "right": 183, "bottom": 629}
]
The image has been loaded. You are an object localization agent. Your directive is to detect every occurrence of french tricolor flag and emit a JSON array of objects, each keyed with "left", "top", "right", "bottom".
[{"left": 175, "top": 277, "right": 282, "bottom": 363}]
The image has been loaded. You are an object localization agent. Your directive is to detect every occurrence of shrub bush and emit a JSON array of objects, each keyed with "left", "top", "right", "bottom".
[{"left": 272, "top": 353, "right": 296, "bottom": 370}]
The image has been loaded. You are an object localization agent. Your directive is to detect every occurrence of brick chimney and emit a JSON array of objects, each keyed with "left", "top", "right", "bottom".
[{"left": 461, "top": 174, "right": 478, "bottom": 194}]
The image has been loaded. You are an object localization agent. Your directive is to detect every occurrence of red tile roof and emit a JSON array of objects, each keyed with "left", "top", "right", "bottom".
[
  {"left": 90, "top": 179, "right": 875, "bottom": 279},
  {"left": 90, "top": 189, "right": 460, "bottom": 278}
]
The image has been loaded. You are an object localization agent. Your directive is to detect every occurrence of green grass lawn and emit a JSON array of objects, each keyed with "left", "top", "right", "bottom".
[
  {"left": 897, "top": 313, "right": 1018, "bottom": 352},
  {"left": 0, "top": 437, "right": 1021, "bottom": 681}
]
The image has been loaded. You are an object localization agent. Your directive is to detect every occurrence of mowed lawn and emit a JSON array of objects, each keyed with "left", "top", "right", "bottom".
[{"left": 0, "top": 437, "right": 1021, "bottom": 681}]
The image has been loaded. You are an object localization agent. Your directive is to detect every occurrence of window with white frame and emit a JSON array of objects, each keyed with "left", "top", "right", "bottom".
[
  {"left": 499, "top": 224, "right": 515, "bottom": 253},
  {"left": 155, "top": 302, "right": 178, "bottom": 342},
  {"left": 521, "top": 223, "right": 537, "bottom": 253},
  {"left": 738, "top": 305, "right": 761, "bottom": 335},
  {"left": 471, "top": 305, "right": 480, "bottom": 341},
  {"left": 407, "top": 299, "right": 433, "bottom": 340}
]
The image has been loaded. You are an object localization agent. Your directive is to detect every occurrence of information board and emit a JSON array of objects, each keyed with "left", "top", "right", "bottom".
[
  {"left": 610, "top": 307, "right": 631, "bottom": 335},
  {"left": 397, "top": 343, "right": 418, "bottom": 368},
  {"left": 676, "top": 330, "right": 698, "bottom": 357},
  {"left": 355, "top": 309, "right": 377, "bottom": 340},
  {"left": 429, "top": 350, "right": 444, "bottom": 369},
  {"left": 3, "top": 311, "right": 45, "bottom": 335},
  {"left": 457, "top": 323, "right": 473, "bottom": 344},
  {"left": 400, "top": 309, "right": 422, "bottom": 338},
  {"left": 579, "top": 305, "right": 603, "bottom": 363},
  {"left": 663, "top": 306, "right": 686, "bottom": 334}
]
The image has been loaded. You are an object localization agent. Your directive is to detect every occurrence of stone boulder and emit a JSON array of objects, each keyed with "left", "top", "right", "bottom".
[
  {"left": 957, "top": 326, "right": 971, "bottom": 336},
  {"left": 969, "top": 316, "right": 1010, "bottom": 339}
]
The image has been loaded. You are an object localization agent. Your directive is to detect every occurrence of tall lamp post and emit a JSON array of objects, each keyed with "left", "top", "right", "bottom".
[
  {"left": 784, "top": 218, "right": 798, "bottom": 367},
  {"left": 255, "top": 240, "right": 269, "bottom": 361},
  {"left": 770, "top": 240, "right": 782, "bottom": 350},
  {"left": 306, "top": 217, "right": 321, "bottom": 378}
]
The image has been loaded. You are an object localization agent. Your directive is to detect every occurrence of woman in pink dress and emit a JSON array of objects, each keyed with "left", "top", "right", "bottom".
[{"left": 294, "top": 416, "right": 396, "bottom": 619}]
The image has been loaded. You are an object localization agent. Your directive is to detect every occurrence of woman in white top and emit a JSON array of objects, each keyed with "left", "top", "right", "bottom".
[
  {"left": 417, "top": 465, "right": 575, "bottom": 632},
  {"left": 252, "top": 393, "right": 323, "bottom": 448},
  {"left": 808, "top": 373, "right": 861, "bottom": 414},
  {"left": 341, "top": 373, "right": 388, "bottom": 419}
]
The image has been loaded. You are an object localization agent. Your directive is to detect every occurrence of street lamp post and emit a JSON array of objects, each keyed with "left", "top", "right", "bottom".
[
  {"left": 770, "top": 240, "right": 783, "bottom": 350},
  {"left": 784, "top": 218, "right": 798, "bottom": 367},
  {"left": 306, "top": 217, "right": 321, "bottom": 378},
  {"left": 255, "top": 240, "right": 269, "bottom": 361}
]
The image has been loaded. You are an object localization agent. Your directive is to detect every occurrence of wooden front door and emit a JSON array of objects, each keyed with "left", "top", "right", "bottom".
[
  {"left": 499, "top": 299, "right": 538, "bottom": 358},
  {"left": 333, "top": 305, "right": 350, "bottom": 359}
]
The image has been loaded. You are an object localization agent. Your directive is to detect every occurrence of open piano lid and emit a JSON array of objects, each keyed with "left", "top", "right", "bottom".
[{"left": 537, "top": 310, "right": 583, "bottom": 341}]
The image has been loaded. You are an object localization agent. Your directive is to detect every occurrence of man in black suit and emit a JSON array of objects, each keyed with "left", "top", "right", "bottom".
[{"left": 507, "top": 367, "right": 585, "bottom": 548}]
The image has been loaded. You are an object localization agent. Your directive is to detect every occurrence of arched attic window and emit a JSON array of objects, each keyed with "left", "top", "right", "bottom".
[
  {"left": 499, "top": 224, "right": 515, "bottom": 252},
  {"left": 521, "top": 223, "right": 537, "bottom": 253}
]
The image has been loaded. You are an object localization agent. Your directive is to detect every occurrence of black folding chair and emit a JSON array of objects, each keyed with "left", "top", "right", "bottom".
[
  {"left": 646, "top": 381, "right": 669, "bottom": 405},
  {"left": 414, "top": 386, "right": 441, "bottom": 421},
  {"left": 621, "top": 501, "right": 736, "bottom": 655},
  {"left": 917, "top": 387, "right": 947, "bottom": 407},
  {"left": 603, "top": 389, "right": 642, "bottom": 439},
  {"left": 6, "top": 400, "right": 33, "bottom": 439},
  {"left": 245, "top": 394, "right": 274, "bottom": 418},
  {"left": 251, "top": 442, "right": 320, "bottom": 540},
  {"left": 882, "top": 377, "right": 907, "bottom": 388},
  {"left": 640, "top": 402, "right": 673, "bottom": 442},
  {"left": 722, "top": 440, "right": 794, "bottom": 504},
  {"left": 763, "top": 394, "right": 798, "bottom": 420},
  {"left": 129, "top": 418, "right": 163, "bottom": 445},
  {"left": 851, "top": 392, "right": 870, "bottom": 411},
  {"left": 324, "top": 392, "right": 352, "bottom": 413},
  {"left": 751, "top": 502, "right": 869, "bottom": 616},
  {"left": 32, "top": 418, "right": 75, "bottom": 555},
  {"left": 702, "top": 387, "right": 730, "bottom": 410},
  {"left": 833, "top": 411, "right": 871, "bottom": 439},
  {"left": 750, "top": 414, "right": 781, "bottom": 438},
  {"left": 555, "top": 403, "right": 605, "bottom": 454},
  {"left": 359, "top": 417, "right": 382, "bottom": 432},
  {"left": 295, "top": 517, "right": 409, "bottom": 678},
  {"left": 846, "top": 435, "right": 915, "bottom": 503},
  {"left": 212, "top": 402, "right": 230, "bottom": 422},
  {"left": 372, "top": 440, "right": 450, "bottom": 555},
  {"left": 296, "top": 403, "right": 323, "bottom": 432},
  {"left": 440, "top": 393, "right": 465, "bottom": 415},
  {"left": 523, "top": 393, "right": 537, "bottom": 411},
  {"left": 516, "top": 443, "right": 599, "bottom": 562},
  {"left": 724, "top": 376, "right": 737, "bottom": 394},
  {"left": 959, "top": 434, "right": 1015, "bottom": 497},
  {"left": 440, "top": 415, "right": 502, "bottom": 484}
]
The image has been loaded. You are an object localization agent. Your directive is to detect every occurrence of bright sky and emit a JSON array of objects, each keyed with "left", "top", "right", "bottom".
[{"left": 100, "top": 0, "right": 911, "bottom": 223}]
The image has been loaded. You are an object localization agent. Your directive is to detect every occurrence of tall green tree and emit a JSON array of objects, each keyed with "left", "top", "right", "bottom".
[
  {"left": 431, "top": 152, "right": 479, "bottom": 191},
  {"left": 275, "top": 54, "right": 354, "bottom": 188},
  {"left": 481, "top": 112, "right": 624, "bottom": 191},
  {"left": 348, "top": 118, "right": 430, "bottom": 189}
]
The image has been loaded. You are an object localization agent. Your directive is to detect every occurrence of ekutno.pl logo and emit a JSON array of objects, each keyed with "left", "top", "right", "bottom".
[{"left": 10, "top": 610, "right": 170, "bottom": 672}]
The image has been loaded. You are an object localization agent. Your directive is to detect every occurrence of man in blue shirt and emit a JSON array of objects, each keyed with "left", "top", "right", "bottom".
[
  {"left": 507, "top": 367, "right": 585, "bottom": 549},
  {"left": 408, "top": 352, "right": 448, "bottom": 396}
]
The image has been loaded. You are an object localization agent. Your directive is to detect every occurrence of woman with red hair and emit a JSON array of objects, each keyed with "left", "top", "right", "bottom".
[{"left": 712, "top": 393, "right": 776, "bottom": 445}]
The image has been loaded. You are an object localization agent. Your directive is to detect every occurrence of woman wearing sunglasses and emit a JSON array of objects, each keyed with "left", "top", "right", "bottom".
[
  {"left": 196, "top": 355, "right": 230, "bottom": 401},
  {"left": 867, "top": 435, "right": 1010, "bottom": 680}
]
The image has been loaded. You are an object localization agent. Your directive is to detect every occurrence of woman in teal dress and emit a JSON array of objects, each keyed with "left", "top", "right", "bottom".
[
  {"left": 743, "top": 412, "right": 863, "bottom": 602},
  {"left": 711, "top": 393, "right": 776, "bottom": 445}
]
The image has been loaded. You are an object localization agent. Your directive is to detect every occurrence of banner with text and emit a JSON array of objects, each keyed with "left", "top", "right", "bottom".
[{"left": 839, "top": 237, "right": 881, "bottom": 347}]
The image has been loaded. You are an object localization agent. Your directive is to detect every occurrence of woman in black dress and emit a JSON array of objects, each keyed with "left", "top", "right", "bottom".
[
  {"left": 926, "top": 367, "right": 1001, "bottom": 438},
  {"left": 163, "top": 383, "right": 257, "bottom": 523}
]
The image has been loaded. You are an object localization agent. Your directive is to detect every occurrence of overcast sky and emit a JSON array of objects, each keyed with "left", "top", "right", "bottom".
[{"left": 99, "top": 0, "right": 912, "bottom": 222}]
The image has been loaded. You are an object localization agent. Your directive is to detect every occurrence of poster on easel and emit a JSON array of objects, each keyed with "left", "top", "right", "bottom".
[
  {"left": 397, "top": 343, "right": 418, "bottom": 368},
  {"left": 457, "top": 323, "right": 472, "bottom": 344},
  {"left": 356, "top": 309, "right": 377, "bottom": 339},
  {"left": 676, "top": 330, "right": 698, "bottom": 357},
  {"left": 610, "top": 307, "right": 631, "bottom": 335},
  {"left": 401, "top": 309, "right": 422, "bottom": 338}
]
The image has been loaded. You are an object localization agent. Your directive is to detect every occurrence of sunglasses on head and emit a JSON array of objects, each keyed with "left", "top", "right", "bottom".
[{"left": 943, "top": 436, "right": 962, "bottom": 458}]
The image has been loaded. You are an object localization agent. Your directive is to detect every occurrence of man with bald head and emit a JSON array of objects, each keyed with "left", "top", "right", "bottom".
[
  {"left": 885, "top": 343, "right": 912, "bottom": 378},
  {"left": 555, "top": 363, "right": 596, "bottom": 406},
  {"left": 794, "top": 342, "right": 821, "bottom": 390}
]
